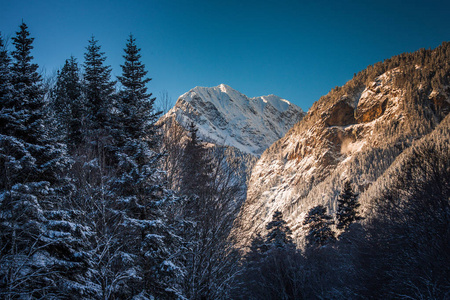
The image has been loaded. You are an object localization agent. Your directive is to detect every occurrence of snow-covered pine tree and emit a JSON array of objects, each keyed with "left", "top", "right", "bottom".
[
  {"left": 83, "top": 36, "right": 115, "bottom": 142},
  {"left": 115, "top": 34, "right": 160, "bottom": 147},
  {"left": 265, "top": 210, "right": 295, "bottom": 250},
  {"left": 109, "top": 34, "right": 183, "bottom": 299},
  {"left": 51, "top": 56, "right": 85, "bottom": 151},
  {"left": 303, "top": 205, "right": 336, "bottom": 247},
  {"left": 0, "top": 23, "right": 93, "bottom": 299},
  {"left": 336, "top": 181, "right": 362, "bottom": 232},
  {"left": 238, "top": 211, "right": 300, "bottom": 299}
]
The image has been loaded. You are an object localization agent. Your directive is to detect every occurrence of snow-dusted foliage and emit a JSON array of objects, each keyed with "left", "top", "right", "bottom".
[
  {"left": 175, "top": 122, "right": 242, "bottom": 300},
  {"left": 50, "top": 56, "right": 85, "bottom": 151},
  {"left": 1, "top": 24, "right": 187, "bottom": 299},
  {"left": 0, "top": 23, "right": 91, "bottom": 299},
  {"left": 335, "top": 181, "right": 362, "bottom": 232},
  {"left": 235, "top": 42, "right": 450, "bottom": 248},
  {"left": 303, "top": 205, "right": 335, "bottom": 247}
]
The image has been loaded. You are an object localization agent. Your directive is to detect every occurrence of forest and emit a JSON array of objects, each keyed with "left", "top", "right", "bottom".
[{"left": 0, "top": 22, "right": 449, "bottom": 299}]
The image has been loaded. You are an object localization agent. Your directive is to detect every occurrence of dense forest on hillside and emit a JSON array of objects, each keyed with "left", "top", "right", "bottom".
[{"left": 0, "top": 23, "right": 449, "bottom": 299}]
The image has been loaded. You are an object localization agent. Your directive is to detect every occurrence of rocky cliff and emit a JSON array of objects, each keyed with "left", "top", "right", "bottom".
[{"left": 234, "top": 42, "right": 450, "bottom": 248}]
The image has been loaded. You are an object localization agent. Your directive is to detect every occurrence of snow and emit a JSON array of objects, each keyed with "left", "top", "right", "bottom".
[{"left": 163, "top": 84, "right": 304, "bottom": 156}]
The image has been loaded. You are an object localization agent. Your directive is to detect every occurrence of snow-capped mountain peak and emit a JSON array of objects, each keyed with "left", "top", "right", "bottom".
[{"left": 162, "top": 84, "right": 304, "bottom": 156}]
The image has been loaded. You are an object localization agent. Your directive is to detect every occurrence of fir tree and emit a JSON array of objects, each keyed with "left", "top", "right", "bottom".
[
  {"left": 83, "top": 36, "right": 115, "bottom": 133},
  {"left": 52, "top": 56, "right": 85, "bottom": 150},
  {"left": 336, "top": 181, "right": 362, "bottom": 231},
  {"left": 116, "top": 34, "right": 160, "bottom": 147},
  {"left": 265, "top": 210, "right": 294, "bottom": 250},
  {"left": 303, "top": 205, "right": 336, "bottom": 247},
  {"left": 180, "top": 122, "right": 212, "bottom": 199},
  {"left": 7, "top": 22, "right": 46, "bottom": 145},
  {"left": 107, "top": 35, "right": 183, "bottom": 299},
  {"left": 0, "top": 23, "right": 92, "bottom": 299}
]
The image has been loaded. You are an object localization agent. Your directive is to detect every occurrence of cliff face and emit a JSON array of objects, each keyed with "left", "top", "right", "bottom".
[{"left": 234, "top": 43, "right": 450, "bottom": 248}]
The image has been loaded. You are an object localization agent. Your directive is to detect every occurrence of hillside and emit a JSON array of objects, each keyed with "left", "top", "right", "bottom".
[{"left": 234, "top": 42, "right": 450, "bottom": 247}]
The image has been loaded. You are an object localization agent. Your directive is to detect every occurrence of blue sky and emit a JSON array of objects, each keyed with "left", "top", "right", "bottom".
[{"left": 1, "top": 0, "right": 449, "bottom": 110}]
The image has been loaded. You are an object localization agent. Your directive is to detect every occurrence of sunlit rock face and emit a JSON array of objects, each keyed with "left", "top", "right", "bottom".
[{"left": 233, "top": 62, "right": 450, "bottom": 249}]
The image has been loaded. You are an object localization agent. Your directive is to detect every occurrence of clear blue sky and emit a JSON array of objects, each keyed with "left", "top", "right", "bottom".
[{"left": 1, "top": 0, "right": 449, "bottom": 110}]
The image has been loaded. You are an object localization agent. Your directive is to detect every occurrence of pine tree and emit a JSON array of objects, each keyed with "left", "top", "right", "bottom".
[
  {"left": 303, "top": 205, "right": 336, "bottom": 247},
  {"left": 6, "top": 22, "right": 46, "bottom": 145},
  {"left": 180, "top": 122, "right": 212, "bottom": 199},
  {"left": 239, "top": 211, "right": 299, "bottom": 299},
  {"left": 265, "top": 210, "right": 294, "bottom": 250},
  {"left": 83, "top": 36, "right": 115, "bottom": 134},
  {"left": 116, "top": 34, "right": 160, "bottom": 147},
  {"left": 336, "top": 181, "right": 362, "bottom": 231},
  {"left": 51, "top": 56, "right": 85, "bottom": 150},
  {"left": 0, "top": 33, "right": 13, "bottom": 107},
  {"left": 107, "top": 35, "right": 183, "bottom": 299},
  {"left": 0, "top": 23, "right": 92, "bottom": 299}
]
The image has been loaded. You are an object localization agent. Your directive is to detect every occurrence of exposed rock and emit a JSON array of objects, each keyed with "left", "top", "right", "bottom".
[{"left": 323, "top": 100, "right": 356, "bottom": 126}]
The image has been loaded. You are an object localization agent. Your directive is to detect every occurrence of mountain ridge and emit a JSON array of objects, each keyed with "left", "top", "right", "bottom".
[
  {"left": 161, "top": 84, "right": 305, "bottom": 156},
  {"left": 233, "top": 42, "right": 450, "bottom": 248}
]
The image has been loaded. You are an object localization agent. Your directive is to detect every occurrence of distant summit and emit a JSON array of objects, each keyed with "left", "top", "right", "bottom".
[{"left": 161, "top": 84, "right": 304, "bottom": 156}]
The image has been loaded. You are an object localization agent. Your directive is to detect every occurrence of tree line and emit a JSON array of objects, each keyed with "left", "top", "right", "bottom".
[
  {"left": 1, "top": 22, "right": 448, "bottom": 299},
  {"left": 0, "top": 22, "right": 242, "bottom": 299}
]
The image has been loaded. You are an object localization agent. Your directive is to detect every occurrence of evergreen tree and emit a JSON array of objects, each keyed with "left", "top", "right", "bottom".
[
  {"left": 180, "top": 122, "right": 212, "bottom": 199},
  {"left": 0, "top": 33, "right": 13, "bottom": 107},
  {"left": 107, "top": 35, "right": 183, "bottom": 299},
  {"left": 51, "top": 56, "right": 85, "bottom": 150},
  {"left": 116, "top": 34, "right": 160, "bottom": 147},
  {"left": 83, "top": 36, "right": 115, "bottom": 134},
  {"left": 303, "top": 205, "right": 335, "bottom": 247},
  {"left": 0, "top": 23, "right": 92, "bottom": 299},
  {"left": 238, "top": 212, "right": 300, "bottom": 299},
  {"left": 6, "top": 22, "right": 45, "bottom": 145},
  {"left": 265, "top": 210, "right": 294, "bottom": 250},
  {"left": 336, "top": 181, "right": 362, "bottom": 231}
]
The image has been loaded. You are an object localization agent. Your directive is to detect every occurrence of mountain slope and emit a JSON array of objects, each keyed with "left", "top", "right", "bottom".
[
  {"left": 234, "top": 42, "right": 450, "bottom": 247},
  {"left": 161, "top": 84, "right": 304, "bottom": 157}
]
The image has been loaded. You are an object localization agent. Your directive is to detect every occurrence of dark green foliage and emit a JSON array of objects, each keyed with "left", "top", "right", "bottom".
[
  {"left": 51, "top": 56, "right": 85, "bottom": 150},
  {"left": 336, "top": 181, "right": 361, "bottom": 231},
  {"left": 116, "top": 34, "right": 160, "bottom": 145},
  {"left": 265, "top": 210, "right": 294, "bottom": 250},
  {"left": 0, "top": 23, "right": 91, "bottom": 299},
  {"left": 107, "top": 35, "right": 183, "bottom": 299},
  {"left": 83, "top": 36, "right": 116, "bottom": 133},
  {"left": 303, "top": 205, "right": 335, "bottom": 247}
]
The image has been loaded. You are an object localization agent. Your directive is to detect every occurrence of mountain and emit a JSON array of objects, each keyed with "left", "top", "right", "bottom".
[
  {"left": 233, "top": 42, "right": 450, "bottom": 247},
  {"left": 161, "top": 84, "right": 304, "bottom": 157}
]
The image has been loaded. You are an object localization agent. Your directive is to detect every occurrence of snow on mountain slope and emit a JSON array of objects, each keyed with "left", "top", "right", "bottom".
[
  {"left": 233, "top": 44, "right": 450, "bottom": 248},
  {"left": 161, "top": 84, "right": 304, "bottom": 156}
]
